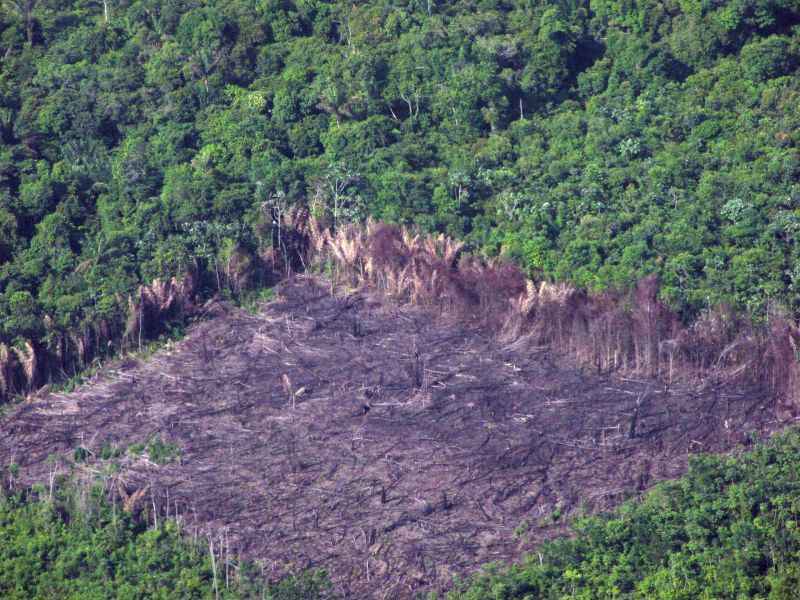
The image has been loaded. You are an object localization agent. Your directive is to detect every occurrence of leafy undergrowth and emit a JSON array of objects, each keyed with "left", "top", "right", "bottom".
[
  {"left": 0, "top": 483, "right": 332, "bottom": 600},
  {"left": 447, "top": 429, "right": 800, "bottom": 599}
]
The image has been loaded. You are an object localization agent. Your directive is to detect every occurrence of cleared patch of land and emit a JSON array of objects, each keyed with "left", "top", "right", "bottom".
[{"left": 0, "top": 277, "right": 783, "bottom": 598}]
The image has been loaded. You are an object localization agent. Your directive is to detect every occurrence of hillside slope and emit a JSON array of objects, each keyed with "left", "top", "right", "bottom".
[
  {"left": 2, "top": 0, "right": 800, "bottom": 387},
  {"left": 449, "top": 429, "right": 800, "bottom": 599},
  {"left": 0, "top": 277, "right": 781, "bottom": 598}
]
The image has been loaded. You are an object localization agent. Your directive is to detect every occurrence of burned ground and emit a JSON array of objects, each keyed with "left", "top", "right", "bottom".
[{"left": 0, "top": 277, "right": 785, "bottom": 598}]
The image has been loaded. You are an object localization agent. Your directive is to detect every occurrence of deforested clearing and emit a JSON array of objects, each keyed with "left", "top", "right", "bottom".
[{"left": 0, "top": 276, "right": 782, "bottom": 599}]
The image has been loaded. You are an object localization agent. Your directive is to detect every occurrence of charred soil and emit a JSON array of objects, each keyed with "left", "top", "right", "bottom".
[{"left": 0, "top": 277, "right": 785, "bottom": 598}]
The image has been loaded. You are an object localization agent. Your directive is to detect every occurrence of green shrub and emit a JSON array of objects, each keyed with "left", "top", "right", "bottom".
[{"left": 0, "top": 483, "right": 333, "bottom": 599}]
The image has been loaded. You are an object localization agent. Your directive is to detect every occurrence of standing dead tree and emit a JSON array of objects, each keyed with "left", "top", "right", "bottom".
[{"left": 284, "top": 218, "right": 800, "bottom": 413}]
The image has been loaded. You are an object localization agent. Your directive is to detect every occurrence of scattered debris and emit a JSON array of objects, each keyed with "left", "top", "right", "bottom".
[{"left": 0, "top": 277, "right": 782, "bottom": 598}]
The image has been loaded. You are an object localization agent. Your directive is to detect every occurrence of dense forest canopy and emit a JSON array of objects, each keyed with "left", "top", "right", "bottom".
[{"left": 0, "top": 0, "right": 799, "bottom": 354}]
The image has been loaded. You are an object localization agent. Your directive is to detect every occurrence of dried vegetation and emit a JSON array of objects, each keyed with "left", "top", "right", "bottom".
[
  {"left": 309, "top": 218, "right": 800, "bottom": 415},
  {"left": 0, "top": 218, "right": 798, "bottom": 597}
]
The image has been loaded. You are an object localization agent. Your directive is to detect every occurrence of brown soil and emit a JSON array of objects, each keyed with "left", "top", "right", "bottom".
[{"left": 0, "top": 277, "right": 784, "bottom": 598}]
